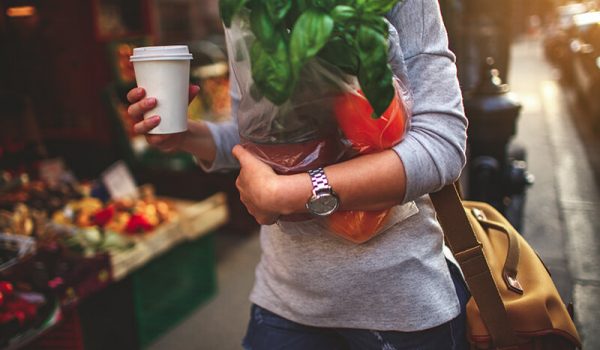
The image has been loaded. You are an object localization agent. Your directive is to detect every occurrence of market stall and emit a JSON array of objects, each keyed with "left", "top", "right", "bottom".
[
  {"left": 0, "top": 1, "right": 250, "bottom": 348},
  {"left": 0, "top": 165, "right": 228, "bottom": 349}
]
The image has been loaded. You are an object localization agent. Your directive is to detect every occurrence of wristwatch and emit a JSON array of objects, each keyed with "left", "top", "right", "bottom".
[{"left": 306, "top": 168, "right": 340, "bottom": 217}]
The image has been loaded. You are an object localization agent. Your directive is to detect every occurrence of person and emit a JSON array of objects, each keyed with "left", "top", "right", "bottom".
[{"left": 127, "top": 0, "right": 470, "bottom": 349}]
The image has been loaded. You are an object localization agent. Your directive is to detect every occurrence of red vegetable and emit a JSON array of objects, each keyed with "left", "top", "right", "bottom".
[
  {"left": 0, "top": 297, "right": 38, "bottom": 326},
  {"left": 124, "top": 213, "right": 154, "bottom": 234},
  {"left": 93, "top": 205, "right": 115, "bottom": 227},
  {"left": 333, "top": 90, "right": 406, "bottom": 154},
  {"left": 329, "top": 89, "right": 408, "bottom": 243},
  {"left": 0, "top": 281, "right": 13, "bottom": 296}
]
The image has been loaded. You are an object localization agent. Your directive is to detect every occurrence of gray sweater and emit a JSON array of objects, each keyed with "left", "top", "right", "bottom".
[{"left": 201, "top": 0, "right": 468, "bottom": 331}]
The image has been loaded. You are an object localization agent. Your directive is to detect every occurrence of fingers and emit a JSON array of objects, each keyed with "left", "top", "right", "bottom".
[
  {"left": 128, "top": 85, "right": 196, "bottom": 123},
  {"left": 126, "top": 87, "right": 145, "bottom": 103},
  {"left": 127, "top": 97, "right": 157, "bottom": 123},
  {"left": 233, "top": 144, "right": 279, "bottom": 225},
  {"left": 133, "top": 115, "right": 161, "bottom": 134},
  {"left": 189, "top": 85, "right": 200, "bottom": 103}
]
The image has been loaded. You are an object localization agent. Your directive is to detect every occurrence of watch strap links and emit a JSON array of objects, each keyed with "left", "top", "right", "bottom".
[{"left": 308, "top": 168, "right": 331, "bottom": 194}]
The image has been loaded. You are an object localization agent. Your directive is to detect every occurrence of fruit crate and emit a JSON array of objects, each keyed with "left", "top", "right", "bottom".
[
  {"left": 131, "top": 232, "right": 217, "bottom": 348},
  {"left": 110, "top": 192, "right": 227, "bottom": 281}
]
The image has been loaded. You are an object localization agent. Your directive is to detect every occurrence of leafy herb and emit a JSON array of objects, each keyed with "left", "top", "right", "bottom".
[
  {"left": 289, "top": 10, "right": 334, "bottom": 73},
  {"left": 220, "top": 0, "right": 403, "bottom": 117}
]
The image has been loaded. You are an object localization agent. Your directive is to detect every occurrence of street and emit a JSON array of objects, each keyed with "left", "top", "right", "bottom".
[{"left": 510, "top": 35, "right": 600, "bottom": 349}]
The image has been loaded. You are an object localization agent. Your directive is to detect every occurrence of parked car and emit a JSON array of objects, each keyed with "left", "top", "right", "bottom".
[
  {"left": 543, "top": 3, "right": 589, "bottom": 71},
  {"left": 569, "top": 11, "right": 600, "bottom": 119}
]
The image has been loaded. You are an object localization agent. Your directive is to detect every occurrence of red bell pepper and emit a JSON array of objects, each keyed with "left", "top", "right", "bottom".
[
  {"left": 124, "top": 213, "right": 154, "bottom": 234},
  {"left": 93, "top": 204, "right": 115, "bottom": 227},
  {"left": 329, "top": 90, "right": 408, "bottom": 243}
]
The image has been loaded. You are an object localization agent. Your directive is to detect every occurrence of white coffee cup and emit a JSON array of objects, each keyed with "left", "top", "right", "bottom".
[{"left": 130, "top": 46, "right": 193, "bottom": 134}]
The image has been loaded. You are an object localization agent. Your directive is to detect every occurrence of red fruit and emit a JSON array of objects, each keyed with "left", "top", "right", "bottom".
[
  {"left": 329, "top": 90, "right": 408, "bottom": 242},
  {"left": 125, "top": 214, "right": 154, "bottom": 234},
  {"left": 93, "top": 205, "right": 116, "bottom": 227},
  {"left": 0, "top": 281, "right": 14, "bottom": 295},
  {"left": 333, "top": 90, "right": 407, "bottom": 154}
]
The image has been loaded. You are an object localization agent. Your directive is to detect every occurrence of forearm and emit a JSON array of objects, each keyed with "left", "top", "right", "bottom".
[
  {"left": 330, "top": 150, "right": 406, "bottom": 210},
  {"left": 277, "top": 150, "right": 406, "bottom": 215}
]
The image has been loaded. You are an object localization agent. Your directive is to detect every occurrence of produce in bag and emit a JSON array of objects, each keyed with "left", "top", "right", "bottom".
[
  {"left": 221, "top": 0, "right": 411, "bottom": 241},
  {"left": 328, "top": 80, "right": 410, "bottom": 243}
]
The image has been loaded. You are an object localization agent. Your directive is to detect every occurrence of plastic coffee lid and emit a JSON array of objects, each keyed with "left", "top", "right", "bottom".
[{"left": 130, "top": 45, "right": 193, "bottom": 62}]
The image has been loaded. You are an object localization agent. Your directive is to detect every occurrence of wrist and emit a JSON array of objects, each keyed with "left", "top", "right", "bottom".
[
  {"left": 272, "top": 172, "right": 312, "bottom": 216},
  {"left": 179, "top": 120, "right": 202, "bottom": 151},
  {"left": 180, "top": 121, "right": 216, "bottom": 164}
]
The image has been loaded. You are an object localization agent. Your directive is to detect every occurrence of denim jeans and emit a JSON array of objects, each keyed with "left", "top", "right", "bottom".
[{"left": 242, "top": 260, "right": 470, "bottom": 350}]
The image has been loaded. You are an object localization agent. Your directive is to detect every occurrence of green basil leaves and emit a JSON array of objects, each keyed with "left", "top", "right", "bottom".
[
  {"left": 290, "top": 10, "right": 334, "bottom": 71},
  {"left": 220, "top": 0, "right": 403, "bottom": 118},
  {"left": 357, "top": 26, "right": 395, "bottom": 116}
]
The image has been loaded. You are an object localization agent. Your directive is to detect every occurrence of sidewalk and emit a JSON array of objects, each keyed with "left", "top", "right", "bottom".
[
  {"left": 148, "top": 229, "right": 260, "bottom": 350},
  {"left": 510, "top": 36, "right": 600, "bottom": 349}
]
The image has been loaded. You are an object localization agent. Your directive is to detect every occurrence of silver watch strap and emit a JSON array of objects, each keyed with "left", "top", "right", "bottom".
[{"left": 308, "top": 168, "right": 331, "bottom": 194}]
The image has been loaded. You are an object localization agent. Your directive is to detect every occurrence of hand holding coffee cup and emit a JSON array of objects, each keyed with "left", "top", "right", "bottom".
[
  {"left": 129, "top": 46, "right": 193, "bottom": 135},
  {"left": 127, "top": 84, "right": 200, "bottom": 152}
]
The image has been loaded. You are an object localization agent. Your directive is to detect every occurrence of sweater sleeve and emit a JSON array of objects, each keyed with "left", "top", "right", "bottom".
[
  {"left": 388, "top": 0, "right": 468, "bottom": 203},
  {"left": 196, "top": 72, "right": 242, "bottom": 173}
]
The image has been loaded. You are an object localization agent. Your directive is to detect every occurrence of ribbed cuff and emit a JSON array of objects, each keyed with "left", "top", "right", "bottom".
[
  {"left": 195, "top": 121, "right": 240, "bottom": 173},
  {"left": 392, "top": 135, "right": 438, "bottom": 203}
]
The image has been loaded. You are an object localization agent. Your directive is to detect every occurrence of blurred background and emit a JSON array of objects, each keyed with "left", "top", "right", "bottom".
[{"left": 0, "top": 0, "right": 599, "bottom": 349}]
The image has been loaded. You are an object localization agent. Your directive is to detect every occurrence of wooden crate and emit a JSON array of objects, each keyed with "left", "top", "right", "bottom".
[{"left": 110, "top": 192, "right": 228, "bottom": 281}]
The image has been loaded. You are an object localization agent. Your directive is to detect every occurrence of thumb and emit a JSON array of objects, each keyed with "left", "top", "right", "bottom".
[{"left": 232, "top": 144, "right": 250, "bottom": 165}]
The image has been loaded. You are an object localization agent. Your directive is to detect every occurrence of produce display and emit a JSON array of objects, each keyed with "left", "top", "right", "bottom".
[
  {"left": 0, "top": 280, "right": 54, "bottom": 347},
  {"left": 0, "top": 281, "right": 38, "bottom": 328},
  {"left": 45, "top": 226, "right": 134, "bottom": 258},
  {"left": 0, "top": 169, "right": 193, "bottom": 346},
  {"left": 51, "top": 185, "right": 176, "bottom": 236},
  {"left": 1, "top": 169, "right": 176, "bottom": 242},
  {"left": 0, "top": 233, "right": 61, "bottom": 348},
  {"left": 0, "top": 174, "right": 82, "bottom": 237}
]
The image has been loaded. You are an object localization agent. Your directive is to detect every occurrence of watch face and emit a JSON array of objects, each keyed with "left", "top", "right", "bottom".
[{"left": 307, "top": 192, "right": 339, "bottom": 216}]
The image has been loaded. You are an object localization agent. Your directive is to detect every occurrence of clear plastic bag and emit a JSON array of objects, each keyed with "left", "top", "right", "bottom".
[
  {"left": 226, "top": 16, "right": 352, "bottom": 174},
  {"left": 226, "top": 14, "right": 412, "bottom": 242}
]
